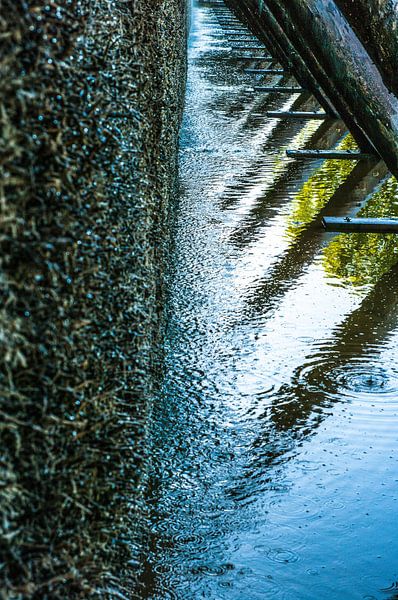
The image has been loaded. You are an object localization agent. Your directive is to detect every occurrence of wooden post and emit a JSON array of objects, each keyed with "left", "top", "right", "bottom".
[
  {"left": 260, "top": 0, "right": 398, "bottom": 175},
  {"left": 334, "top": 0, "right": 398, "bottom": 98}
]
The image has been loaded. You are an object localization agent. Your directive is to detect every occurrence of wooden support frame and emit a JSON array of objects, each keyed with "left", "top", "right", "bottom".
[
  {"left": 257, "top": 0, "right": 398, "bottom": 171},
  {"left": 223, "top": 0, "right": 339, "bottom": 118}
]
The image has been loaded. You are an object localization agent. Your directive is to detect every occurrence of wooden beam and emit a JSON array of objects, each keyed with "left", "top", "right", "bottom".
[
  {"left": 255, "top": 86, "right": 304, "bottom": 93},
  {"left": 232, "top": 46, "right": 267, "bottom": 51},
  {"left": 223, "top": 0, "right": 339, "bottom": 117},
  {"left": 322, "top": 217, "right": 398, "bottom": 233},
  {"left": 229, "top": 38, "right": 259, "bottom": 42},
  {"left": 258, "top": 0, "right": 398, "bottom": 171},
  {"left": 267, "top": 111, "right": 328, "bottom": 119},
  {"left": 235, "top": 55, "right": 274, "bottom": 61},
  {"left": 286, "top": 149, "right": 375, "bottom": 160},
  {"left": 334, "top": 0, "right": 398, "bottom": 99},
  {"left": 245, "top": 68, "right": 286, "bottom": 74}
]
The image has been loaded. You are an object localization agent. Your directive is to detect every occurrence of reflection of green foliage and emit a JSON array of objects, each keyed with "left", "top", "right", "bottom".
[
  {"left": 286, "top": 135, "right": 357, "bottom": 240},
  {"left": 323, "top": 177, "right": 398, "bottom": 286}
]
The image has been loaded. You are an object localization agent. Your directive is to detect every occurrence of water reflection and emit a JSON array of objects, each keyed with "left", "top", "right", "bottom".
[
  {"left": 241, "top": 158, "right": 387, "bottom": 321},
  {"left": 141, "top": 2, "right": 398, "bottom": 599},
  {"left": 286, "top": 135, "right": 358, "bottom": 239},
  {"left": 324, "top": 177, "right": 398, "bottom": 285},
  {"left": 227, "top": 119, "right": 346, "bottom": 248}
]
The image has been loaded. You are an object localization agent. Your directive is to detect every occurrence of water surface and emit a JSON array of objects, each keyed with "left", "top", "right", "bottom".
[{"left": 142, "top": 2, "right": 398, "bottom": 598}]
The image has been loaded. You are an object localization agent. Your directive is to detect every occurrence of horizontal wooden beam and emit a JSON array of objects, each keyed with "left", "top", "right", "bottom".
[
  {"left": 245, "top": 68, "right": 286, "bottom": 74},
  {"left": 229, "top": 38, "right": 259, "bottom": 42},
  {"left": 322, "top": 217, "right": 398, "bottom": 233},
  {"left": 232, "top": 45, "right": 266, "bottom": 49},
  {"left": 255, "top": 86, "right": 304, "bottom": 93},
  {"left": 235, "top": 55, "right": 274, "bottom": 60},
  {"left": 267, "top": 111, "right": 328, "bottom": 119},
  {"left": 225, "top": 32, "right": 255, "bottom": 36},
  {"left": 286, "top": 149, "right": 375, "bottom": 160}
]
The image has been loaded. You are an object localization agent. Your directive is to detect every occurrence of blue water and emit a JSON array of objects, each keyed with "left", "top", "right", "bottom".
[{"left": 141, "top": 2, "right": 398, "bottom": 598}]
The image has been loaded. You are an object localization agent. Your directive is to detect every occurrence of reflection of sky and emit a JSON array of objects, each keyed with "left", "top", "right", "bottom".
[{"left": 144, "top": 2, "right": 398, "bottom": 599}]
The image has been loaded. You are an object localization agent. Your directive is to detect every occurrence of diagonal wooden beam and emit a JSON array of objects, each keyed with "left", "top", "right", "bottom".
[
  {"left": 259, "top": 0, "right": 398, "bottom": 174},
  {"left": 223, "top": 0, "right": 339, "bottom": 118},
  {"left": 334, "top": 0, "right": 398, "bottom": 99}
]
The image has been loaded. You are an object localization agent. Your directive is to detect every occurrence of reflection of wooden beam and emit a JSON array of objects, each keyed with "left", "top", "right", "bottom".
[
  {"left": 267, "top": 111, "right": 328, "bottom": 119},
  {"left": 286, "top": 149, "right": 375, "bottom": 160},
  {"left": 255, "top": 86, "right": 304, "bottom": 93},
  {"left": 322, "top": 217, "right": 398, "bottom": 233}
]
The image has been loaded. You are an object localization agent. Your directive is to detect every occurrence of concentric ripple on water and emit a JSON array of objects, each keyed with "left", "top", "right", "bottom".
[{"left": 141, "top": 2, "right": 398, "bottom": 599}]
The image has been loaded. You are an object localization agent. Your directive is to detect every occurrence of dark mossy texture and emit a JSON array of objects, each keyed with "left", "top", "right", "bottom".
[{"left": 0, "top": 1, "right": 186, "bottom": 598}]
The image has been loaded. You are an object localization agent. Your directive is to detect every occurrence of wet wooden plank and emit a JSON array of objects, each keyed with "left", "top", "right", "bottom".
[
  {"left": 255, "top": 86, "right": 304, "bottom": 93},
  {"left": 286, "top": 149, "right": 375, "bottom": 160},
  {"left": 267, "top": 111, "right": 328, "bottom": 119},
  {"left": 322, "top": 217, "right": 398, "bottom": 233}
]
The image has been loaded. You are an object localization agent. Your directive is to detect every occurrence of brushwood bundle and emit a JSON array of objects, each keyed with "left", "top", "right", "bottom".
[{"left": 0, "top": 0, "right": 186, "bottom": 597}]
